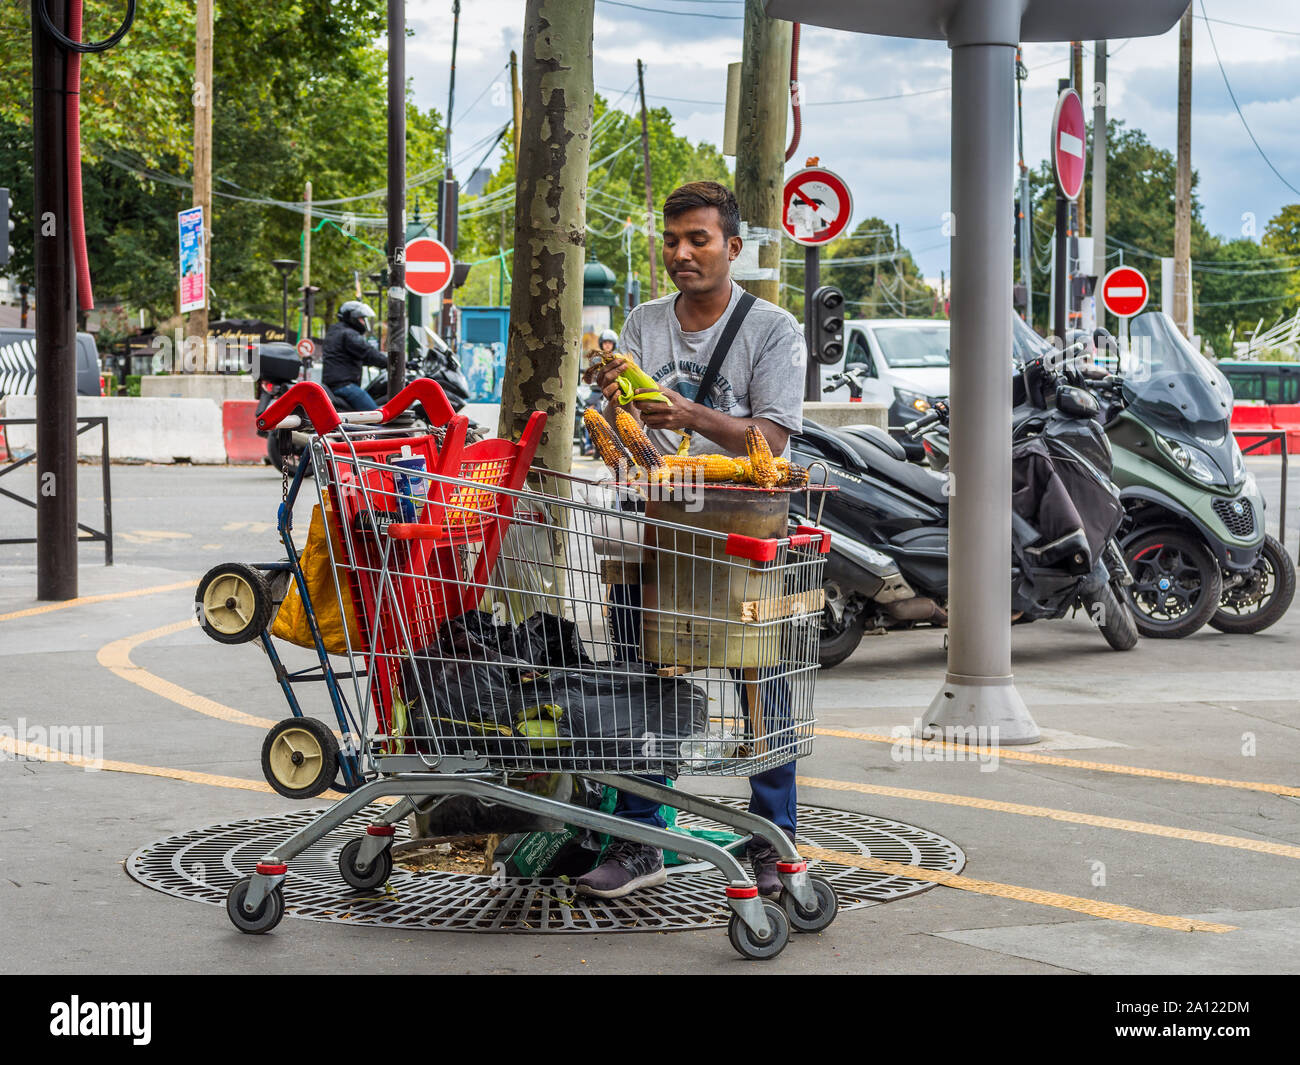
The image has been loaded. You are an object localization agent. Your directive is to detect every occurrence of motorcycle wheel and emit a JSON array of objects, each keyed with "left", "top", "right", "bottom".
[
  {"left": 267, "top": 430, "right": 301, "bottom": 478},
  {"left": 1083, "top": 580, "right": 1139, "bottom": 651},
  {"left": 1208, "top": 535, "right": 1296, "bottom": 635},
  {"left": 818, "top": 600, "right": 865, "bottom": 669},
  {"left": 1122, "top": 528, "right": 1223, "bottom": 639}
]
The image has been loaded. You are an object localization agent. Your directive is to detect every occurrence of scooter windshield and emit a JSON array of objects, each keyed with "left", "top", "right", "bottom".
[{"left": 1123, "top": 312, "right": 1233, "bottom": 432}]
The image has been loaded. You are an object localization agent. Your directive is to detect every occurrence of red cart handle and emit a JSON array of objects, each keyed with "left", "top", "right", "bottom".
[{"left": 257, "top": 378, "right": 458, "bottom": 434}]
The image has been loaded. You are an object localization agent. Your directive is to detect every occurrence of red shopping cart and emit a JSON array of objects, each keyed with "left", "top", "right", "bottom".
[{"left": 216, "top": 384, "right": 836, "bottom": 959}]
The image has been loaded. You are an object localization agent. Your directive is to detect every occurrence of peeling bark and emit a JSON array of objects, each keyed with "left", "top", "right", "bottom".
[{"left": 497, "top": 0, "right": 594, "bottom": 475}]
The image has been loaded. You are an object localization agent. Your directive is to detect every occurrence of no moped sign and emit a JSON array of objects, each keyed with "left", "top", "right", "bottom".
[{"left": 782, "top": 167, "right": 853, "bottom": 246}]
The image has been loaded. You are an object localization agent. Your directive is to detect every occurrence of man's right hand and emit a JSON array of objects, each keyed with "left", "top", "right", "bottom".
[{"left": 594, "top": 356, "right": 630, "bottom": 404}]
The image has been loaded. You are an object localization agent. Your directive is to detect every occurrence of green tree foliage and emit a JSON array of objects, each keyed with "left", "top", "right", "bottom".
[
  {"left": 805, "top": 217, "right": 937, "bottom": 322},
  {"left": 1263, "top": 204, "right": 1300, "bottom": 306},
  {"left": 1, "top": 1, "right": 442, "bottom": 328},
  {"left": 455, "top": 94, "right": 731, "bottom": 324}
]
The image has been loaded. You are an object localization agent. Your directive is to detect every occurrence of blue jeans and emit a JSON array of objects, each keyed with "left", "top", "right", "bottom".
[
  {"left": 608, "top": 581, "right": 798, "bottom": 838},
  {"left": 330, "top": 382, "right": 378, "bottom": 411}
]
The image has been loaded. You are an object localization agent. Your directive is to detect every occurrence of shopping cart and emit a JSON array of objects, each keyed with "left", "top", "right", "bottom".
[{"left": 214, "top": 382, "right": 836, "bottom": 959}]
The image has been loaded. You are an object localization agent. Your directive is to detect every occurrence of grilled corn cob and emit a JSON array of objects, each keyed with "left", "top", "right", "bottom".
[
  {"left": 774, "top": 458, "right": 809, "bottom": 488},
  {"left": 584, "top": 408, "right": 629, "bottom": 471},
  {"left": 657, "top": 453, "right": 750, "bottom": 482},
  {"left": 745, "top": 425, "right": 778, "bottom": 487},
  {"left": 613, "top": 407, "right": 664, "bottom": 469}
]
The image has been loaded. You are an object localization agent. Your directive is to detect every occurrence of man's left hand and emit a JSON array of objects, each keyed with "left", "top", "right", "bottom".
[{"left": 635, "top": 388, "right": 698, "bottom": 432}]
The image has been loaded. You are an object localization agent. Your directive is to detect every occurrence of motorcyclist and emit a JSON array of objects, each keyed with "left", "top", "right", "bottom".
[
  {"left": 597, "top": 327, "right": 618, "bottom": 356},
  {"left": 322, "top": 301, "right": 386, "bottom": 410}
]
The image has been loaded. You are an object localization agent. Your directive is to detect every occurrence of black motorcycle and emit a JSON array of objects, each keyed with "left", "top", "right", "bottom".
[
  {"left": 255, "top": 336, "right": 471, "bottom": 472},
  {"left": 792, "top": 345, "right": 1138, "bottom": 668}
]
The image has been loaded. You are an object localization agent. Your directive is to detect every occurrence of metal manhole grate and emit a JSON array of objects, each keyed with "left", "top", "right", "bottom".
[{"left": 126, "top": 799, "right": 964, "bottom": 933}]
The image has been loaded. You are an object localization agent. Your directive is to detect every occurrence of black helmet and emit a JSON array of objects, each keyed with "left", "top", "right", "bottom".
[{"left": 338, "top": 300, "right": 376, "bottom": 333}]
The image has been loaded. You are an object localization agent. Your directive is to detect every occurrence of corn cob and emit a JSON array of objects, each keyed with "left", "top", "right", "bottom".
[
  {"left": 775, "top": 458, "right": 809, "bottom": 488},
  {"left": 613, "top": 407, "right": 665, "bottom": 469},
  {"left": 657, "top": 453, "right": 749, "bottom": 482},
  {"left": 596, "top": 351, "right": 671, "bottom": 405},
  {"left": 584, "top": 408, "right": 629, "bottom": 471},
  {"left": 745, "top": 425, "right": 778, "bottom": 487}
]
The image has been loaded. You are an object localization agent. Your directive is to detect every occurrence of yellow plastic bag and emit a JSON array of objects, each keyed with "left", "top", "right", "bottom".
[{"left": 271, "top": 503, "right": 361, "bottom": 654}]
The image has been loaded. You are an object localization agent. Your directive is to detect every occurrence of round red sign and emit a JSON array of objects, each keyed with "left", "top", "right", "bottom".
[
  {"left": 781, "top": 167, "right": 853, "bottom": 247},
  {"left": 1051, "top": 88, "right": 1086, "bottom": 201},
  {"left": 1100, "top": 266, "right": 1150, "bottom": 318},
  {"left": 404, "top": 236, "right": 454, "bottom": 298}
]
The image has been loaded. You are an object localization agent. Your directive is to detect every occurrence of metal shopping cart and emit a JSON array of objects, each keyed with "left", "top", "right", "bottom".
[{"left": 209, "top": 381, "right": 836, "bottom": 960}]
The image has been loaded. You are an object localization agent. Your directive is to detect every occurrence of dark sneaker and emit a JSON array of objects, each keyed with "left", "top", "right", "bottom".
[
  {"left": 574, "top": 839, "right": 667, "bottom": 899},
  {"left": 748, "top": 836, "right": 792, "bottom": 900}
]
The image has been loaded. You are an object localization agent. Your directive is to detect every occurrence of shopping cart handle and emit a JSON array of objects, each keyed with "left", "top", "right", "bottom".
[
  {"left": 380, "top": 379, "right": 457, "bottom": 428},
  {"left": 386, "top": 523, "right": 446, "bottom": 541},
  {"left": 257, "top": 381, "right": 341, "bottom": 434}
]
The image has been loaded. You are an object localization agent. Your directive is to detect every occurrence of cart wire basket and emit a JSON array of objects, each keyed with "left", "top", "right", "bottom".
[{"left": 217, "top": 380, "right": 836, "bottom": 959}]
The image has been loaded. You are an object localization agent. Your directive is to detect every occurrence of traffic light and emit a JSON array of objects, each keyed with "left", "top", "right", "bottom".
[
  {"left": 0, "top": 188, "right": 13, "bottom": 267},
  {"left": 808, "top": 285, "right": 844, "bottom": 364}
]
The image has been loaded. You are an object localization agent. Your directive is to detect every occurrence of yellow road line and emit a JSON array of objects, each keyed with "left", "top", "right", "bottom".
[
  {"left": 4, "top": 734, "right": 1226, "bottom": 934},
  {"left": 797, "top": 845, "right": 1236, "bottom": 933},
  {"left": 816, "top": 727, "right": 1300, "bottom": 798},
  {"left": 93, "top": 622, "right": 1300, "bottom": 865},
  {"left": 0, "top": 580, "right": 196, "bottom": 623},
  {"left": 96, "top": 619, "right": 279, "bottom": 730},
  {"left": 0, "top": 732, "right": 350, "bottom": 797},
  {"left": 797, "top": 775, "right": 1300, "bottom": 860}
]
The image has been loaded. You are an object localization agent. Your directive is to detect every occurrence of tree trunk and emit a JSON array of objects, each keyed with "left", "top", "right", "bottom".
[
  {"left": 733, "top": 1, "right": 790, "bottom": 305},
  {"left": 496, "top": 0, "right": 593, "bottom": 472}
]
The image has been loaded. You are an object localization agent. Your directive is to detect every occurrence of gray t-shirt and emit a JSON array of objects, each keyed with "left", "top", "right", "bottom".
[{"left": 618, "top": 282, "right": 806, "bottom": 457}]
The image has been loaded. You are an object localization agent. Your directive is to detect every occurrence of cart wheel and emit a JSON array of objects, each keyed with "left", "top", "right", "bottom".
[
  {"left": 226, "top": 877, "right": 285, "bottom": 934},
  {"left": 728, "top": 900, "right": 790, "bottom": 960},
  {"left": 782, "top": 875, "right": 839, "bottom": 933},
  {"left": 261, "top": 717, "right": 339, "bottom": 799},
  {"left": 196, "top": 563, "right": 273, "bottom": 644},
  {"left": 338, "top": 838, "right": 393, "bottom": 891}
]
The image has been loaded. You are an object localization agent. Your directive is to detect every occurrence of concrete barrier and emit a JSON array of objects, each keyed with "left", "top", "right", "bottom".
[
  {"left": 0, "top": 395, "right": 226, "bottom": 464},
  {"left": 141, "top": 374, "right": 255, "bottom": 404},
  {"left": 222, "top": 399, "right": 265, "bottom": 463},
  {"left": 802, "top": 401, "right": 890, "bottom": 429}
]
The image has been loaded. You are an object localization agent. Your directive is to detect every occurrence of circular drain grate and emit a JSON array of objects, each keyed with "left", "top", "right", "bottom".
[{"left": 127, "top": 799, "right": 964, "bottom": 933}]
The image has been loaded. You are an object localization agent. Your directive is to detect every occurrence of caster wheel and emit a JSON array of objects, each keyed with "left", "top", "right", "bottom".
[
  {"left": 226, "top": 877, "right": 285, "bottom": 934},
  {"left": 261, "top": 717, "right": 339, "bottom": 799},
  {"left": 196, "top": 563, "right": 273, "bottom": 644},
  {"left": 338, "top": 837, "right": 393, "bottom": 891},
  {"left": 782, "top": 875, "right": 839, "bottom": 933},
  {"left": 727, "top": 899, "right": 790, "bottom": 960}
]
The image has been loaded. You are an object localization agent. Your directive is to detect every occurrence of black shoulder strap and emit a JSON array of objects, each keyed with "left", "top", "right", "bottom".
[{"left": 695, "top": 290, "right": 756, "bottom": 409}]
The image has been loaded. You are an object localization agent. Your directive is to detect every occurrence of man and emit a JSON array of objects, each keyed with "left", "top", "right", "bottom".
[
  {"left": 576, "top": 180, "right": 807, "bottom": 901},
  {"left": 321, "top": 300, "right": 387, "bottom": 411}
]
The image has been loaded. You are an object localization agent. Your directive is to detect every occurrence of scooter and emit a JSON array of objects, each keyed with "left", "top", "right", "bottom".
[
  {"left": 927, "top": 314, "right": 1295, "bottom": 638},
  {"left": 792, "top": 343, "right": 1137, "bottom": 668}
]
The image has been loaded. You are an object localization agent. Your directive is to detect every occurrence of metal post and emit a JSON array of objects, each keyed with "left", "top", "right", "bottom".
[
  {"left": 1091, "top": 42, "right": 1108, "bottom": 295},
  {"left": 804, "top": 244, "right": 820, "bottom": 402},
  {"left": 33, "top": 0, "right": 78, "bottom": 600},
  {"left": 636, "top": 59, "right": 659, "bottom": 301},
  {"left": 923, "top": 0, "right": 1037, "bottom": 743},
  {"left": 386, "top": 0, "right": 407, "bottom": 401},
  {"left": 1053, "top": 193, "right": 1067, "bottom": 341}
]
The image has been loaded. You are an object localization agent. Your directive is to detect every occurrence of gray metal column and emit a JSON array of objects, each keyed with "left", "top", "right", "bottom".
[{"left": 922, "top": 0, "right": 1038, "bottom": 743}]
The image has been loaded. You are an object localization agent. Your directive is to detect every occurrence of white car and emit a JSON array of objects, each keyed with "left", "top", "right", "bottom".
[{"left": 818, "top": 318, "right": 950, "bottom": 455}]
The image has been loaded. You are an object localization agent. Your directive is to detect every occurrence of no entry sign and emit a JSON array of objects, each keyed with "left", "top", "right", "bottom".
[
  {"left": 782, "top": 166, "right": 853, "bottom": 246},
  {"left": 1100, "top": 266, "right": 1149, "bottom": 318},
  {"left": 1051, "top": 88, "right": 1086, "bottom": 201},
  {"left": 404, "top": 236, "right": 453, "bottom": 298}
]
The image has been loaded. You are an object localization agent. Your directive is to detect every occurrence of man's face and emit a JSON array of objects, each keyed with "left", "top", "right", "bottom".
[{"left": 662, "top": 206, "right": 741, "bottom": 297}]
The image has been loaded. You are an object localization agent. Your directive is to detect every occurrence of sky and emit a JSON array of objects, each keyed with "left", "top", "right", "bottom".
[{"left": 402, "top": 0, "right": 1300, "bottom": 282}]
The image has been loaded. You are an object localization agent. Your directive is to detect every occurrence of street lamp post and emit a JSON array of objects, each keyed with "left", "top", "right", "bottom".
[
  {"left": 272, "top": 259, "right": 299, "bottom": 339},
  {"left": 765, "top": 0, "right": 1187, "bottom": 746}
]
